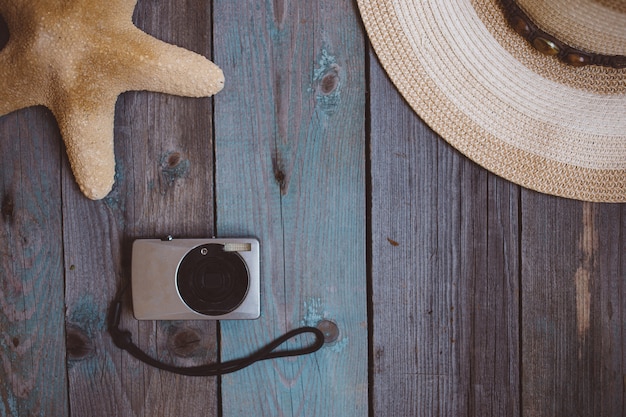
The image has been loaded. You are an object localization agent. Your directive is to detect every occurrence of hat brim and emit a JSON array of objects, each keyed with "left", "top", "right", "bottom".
[{"left": 358, "top": 0, "right": 626, "bottom": 202}]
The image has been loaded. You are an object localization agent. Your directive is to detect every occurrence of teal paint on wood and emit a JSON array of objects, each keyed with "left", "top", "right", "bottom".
[
  {"left": 0, "top": 108, "right": 68, "bottom": 416},
  {"left": 214, "top": 0, "right": 368, "bottom": 415},
  {"left": 61, "top": 2, "right": 219, "bottom": 416}
]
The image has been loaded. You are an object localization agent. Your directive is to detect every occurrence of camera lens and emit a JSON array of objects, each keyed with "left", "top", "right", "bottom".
[{"left": 177, "top": 244, "right": 249, "bottom": 315}]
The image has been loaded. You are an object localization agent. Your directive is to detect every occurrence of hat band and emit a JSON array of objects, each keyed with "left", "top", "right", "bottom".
[{"left": 500, "top": 0, "right": 626, "bottom": 68}]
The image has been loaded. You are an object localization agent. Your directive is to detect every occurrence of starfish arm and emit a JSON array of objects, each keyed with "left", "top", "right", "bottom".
[
  {"left": 120, "top": 29, "right": 225, "bottom": 97},
  {"left": 51, "top": 97, "right": 117, "bottom": 200}
]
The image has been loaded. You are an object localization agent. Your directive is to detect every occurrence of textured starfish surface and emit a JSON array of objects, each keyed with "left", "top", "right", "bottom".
[{"left": 0, "top": 0, "right": 224, "bottom": 199}]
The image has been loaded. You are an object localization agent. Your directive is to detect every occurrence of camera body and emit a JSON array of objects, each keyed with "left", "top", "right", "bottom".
[{"left": 131, "top": 237, "right": 260, "bottom": 320}]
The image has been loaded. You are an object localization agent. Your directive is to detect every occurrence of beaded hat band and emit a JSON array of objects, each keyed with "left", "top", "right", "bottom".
[{"left": 501, "top": 0, "right": 626, "bottom": 68}]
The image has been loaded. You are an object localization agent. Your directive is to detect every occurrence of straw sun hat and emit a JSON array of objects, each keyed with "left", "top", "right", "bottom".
[{"left": 357, "top": 0, "right": 626, "bottom": 202}]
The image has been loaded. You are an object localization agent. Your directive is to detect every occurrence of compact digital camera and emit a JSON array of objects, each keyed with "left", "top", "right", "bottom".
[{"left": 131, "top": 237, "right": 260, "bottom": 320}]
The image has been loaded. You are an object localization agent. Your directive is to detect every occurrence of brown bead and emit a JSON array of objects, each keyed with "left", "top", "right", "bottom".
[
  {"left": 564, "top": 52, "right": 591, "bottom": 67},
  {"left": 510, "top": 15, "right": 532, "bottom": 37},
  {"left": 499, "top": 0, "right": 626, "bottom": 68},
  {"left": 611, "top": 56, "right": 626, "bottom": 69},
  {"left": 533, "top": 37, "right": 560, "bottom": 55}
]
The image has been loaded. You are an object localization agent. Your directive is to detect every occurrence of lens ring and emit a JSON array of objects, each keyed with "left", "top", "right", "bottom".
[{"left": 177, "top": 244, "right": 249, "bottom": 315}]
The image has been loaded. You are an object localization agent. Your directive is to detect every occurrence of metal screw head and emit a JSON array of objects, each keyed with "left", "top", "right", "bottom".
[{"left": 200, "top": 247, "right": 208, "bottom": 255}]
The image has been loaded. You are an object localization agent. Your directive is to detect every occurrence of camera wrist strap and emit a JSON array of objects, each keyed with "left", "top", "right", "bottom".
[{"left": 107, "top": 289, "right": 325, "bottom": 377}]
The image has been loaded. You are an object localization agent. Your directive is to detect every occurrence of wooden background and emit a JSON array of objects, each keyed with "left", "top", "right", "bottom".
[{"left": 1, "top": 0, "right": 624, "bottom": 416}]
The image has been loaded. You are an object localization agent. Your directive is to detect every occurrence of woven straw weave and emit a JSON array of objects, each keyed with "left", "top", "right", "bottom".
[{"left": 358, "top": 0, "right": 626, "bottom": 202}]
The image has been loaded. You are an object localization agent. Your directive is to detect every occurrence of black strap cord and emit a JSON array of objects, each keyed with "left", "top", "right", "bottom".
[{"left": 107, "top": 288, "right": 325, "bottom": 376}]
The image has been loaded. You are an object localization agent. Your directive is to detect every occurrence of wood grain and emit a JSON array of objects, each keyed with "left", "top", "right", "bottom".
[
  {"left": 62, "top": 1, "right": 218, "bottom": 416},
  {"left": 521, "top": 194, "right": 626, "bottom": 416},
  {"left": 0, "top": 108, "right": 68, "bottom": 416},
  {"left": 213, "top": 0, "right": 368, "bottom": 415},
  {"left": 368, "top": 51, "right": 521, "bottom": 417},
  {"left": 2, "top": 2, "right": 625, "bottom": 416}
]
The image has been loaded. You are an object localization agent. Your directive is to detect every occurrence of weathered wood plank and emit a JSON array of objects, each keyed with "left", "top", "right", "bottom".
[
  {"left": 521, "top": 194, "right": 626, "bottom": 416},
  {"left": 369, "top": 50, "right": 521, "bottom": 417},
  {"left": 62, "top": 1, "right": 218, "bottom": 415},
  {"left": 213, "top": 0, "right": 368, "bottom": 415},
  {"left": 0, "top": 107, "right": 68, "bottom": 416}
]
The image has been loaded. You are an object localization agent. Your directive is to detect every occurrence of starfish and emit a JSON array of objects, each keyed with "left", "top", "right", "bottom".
[{"left": 0, "top": 0, "right": 224, "bottom": 199}]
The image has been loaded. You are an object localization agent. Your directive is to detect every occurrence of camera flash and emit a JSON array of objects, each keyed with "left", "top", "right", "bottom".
[{"left": 223, "top": 243, "right": 252, "bottom": 252}]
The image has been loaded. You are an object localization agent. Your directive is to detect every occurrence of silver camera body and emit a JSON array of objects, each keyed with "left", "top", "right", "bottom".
[{"left": 131, "top": 237, "right": 260, "bottom": 320}]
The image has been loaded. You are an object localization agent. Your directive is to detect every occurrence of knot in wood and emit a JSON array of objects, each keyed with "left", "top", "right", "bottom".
[
  {"left": 320, "top": 71, "right": 339, "bottom": 95},
  {"left": 271, "top": 154, "right": 288, "bottom": 194},
  {"left": 166, "top": 152, "right": 182, "bottom": 168},
  {"left": 66, "top": 325, "right": 94, "bottom": 360},
  {"left": 1, "top": 193, "right": 14, "bottom": 223},
  {"left": 167, "top": 327, "right": 203, "bottom": 358},
  {"left": 317, "top": 320, "right": 339, "bottom": 343},
  {"left": 160, "top": 151, "right": 190, "bottom": 186}
]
